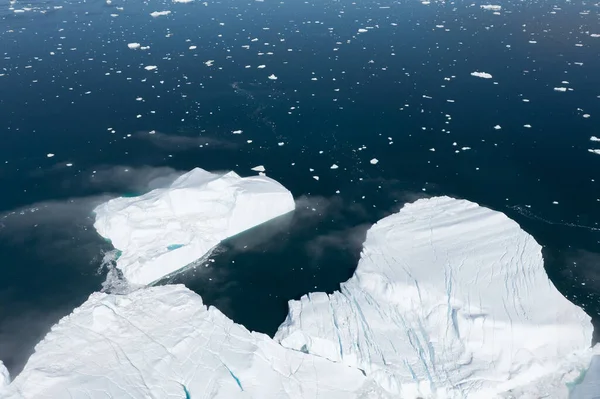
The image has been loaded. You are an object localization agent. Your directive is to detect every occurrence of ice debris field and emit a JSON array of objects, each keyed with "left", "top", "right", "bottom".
[
  {"left": 2, "top": 185, "right": 598, "bottom": 398},
  {"left": 93, "top": 168, "right": 295, "bottom": 285}
]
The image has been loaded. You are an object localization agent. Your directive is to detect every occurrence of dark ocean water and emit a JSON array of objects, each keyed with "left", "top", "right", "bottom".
[{"left": 0, "top": 0, "right": 599, "bottom": 379}]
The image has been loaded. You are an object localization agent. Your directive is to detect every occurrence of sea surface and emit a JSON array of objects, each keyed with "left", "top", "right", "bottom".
[{"left": 0, "top": 0, "right": 599, "bottom": 379}]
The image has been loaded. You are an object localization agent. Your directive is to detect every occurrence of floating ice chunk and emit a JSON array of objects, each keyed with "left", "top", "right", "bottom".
[
  {"left": 251, "top": 165, "right": 266, "bottom": 172},
  {"left": 189, "top": 45, "right": 197, "bottom": 50},
  {"left": 2, "top": 285, "right": 371, "bottom": 398},
  {"left": 46, "top": 153, "right": 55, "bottom": 158},
  {"left": 493, "top": 124, "right": 501, "bottom": 130},
  {"left": 554, "top": 87, "right": 568, "bottom": 92},
  {"left": 144, "top": 65, "right": 157, "bottom": 71},
  {"left": 204, "top": 60, "right": 215, "bottom": 66},
  {"left": 591, "top": 34, "right": 600, "bottom": 38},
  {"left": 127, "top": 43, "right": 141, "bottom": 49},
  {"left": 369, "top": 158, "right": 379, "bottom": 164},
  {"left": 357, "top": 28, "right": 368, "bottom": 33},
  {"left": 313, "top": 176, "right": 319, "bottom": 180},
  {"left": 480, "top": 4, "right": 501, "bottom": 10},
  {"left": 150, "top": 10, "right": 171, "bottom": 17},
  {"left": 590, "top": 136, "right": 600, "bottom": 142},
  {"left": 93, "top": 168, "right": 295, "bottom": 285},
  {"left": 173, "top": 0, "right": 193, "bottom": 2},
  {"left": 589, "top": 149, "right": 600, "bottom": 155},
  {"left": 232, "top": 129, "right": 243, "bottom": 134},
  {"left": 330, "top": 164, "right": 339, "bottom": 169},
  {"left": 268, "top": 74, "right": 278, "bottom": 80},
  {"left": 470, "top": 71, "right": 493, "bottom": 79},
  {"left": 257, "top": 64, "right": 266, "bottom": 69},
  {"left": 524, "top": 124, "right": 532, "bottom": 128},
  {"left": 275, "top": 196, "right": 597, "bottom": 397}
]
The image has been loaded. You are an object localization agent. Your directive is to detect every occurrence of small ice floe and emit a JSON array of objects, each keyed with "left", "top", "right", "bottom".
[
  {"left": 189, "top": 45, "right": 197, "bottom": 50},
  {"left": 47, "top": 153, "right": 55, "bottom": 158},
  {"left": 588, "top": 149, "right": 600, "bottom": 155},
  {"left": 370, "top": 158, "right": 379, "bottom": 164},
  {"left": 480, "top": 4, "right": 501, "bottom": 10},
  {"left": 553, "top": 87, "right": 567, "bottom": 92},
  {"left": 524, "top": 124, "right": 532, "bottom": 128},
  {"left": 150, "top": 11, "right": 171, "bottom": 17},
  {"left": 590, "top": 136, "right": 600, "bottom": 142},
  {"left": 204, "top": 60, "right": 214, "bottom": 66},
  {"left": 144, "top": 65, "right": 158, "bottom": 71},
  {"left": 470, "top": 71, "right": 493, "bottom": 79},
  {"left": 173, "top": 0, "right": 193, "bottom": 3},
  {"left": 313, "top": 176, "right": 320, "bottom": 180},
  {"left": 128, "top": 43, "right": 141, "bottom": 49},
  {"left": 251, "top": 165, "right": 266, "bottom": 172},
  {"left": 358, "top": 28, "right": 368, "bottom": 33},
  {"left": 330, "top": 164, "right": 339, "bottom": 169},
  {"left": 268, "top": 74, "right": 278, "bottom": 80},
  {"left": 257, "top": 65, "right": 266, "bottom": 69},
  {"left": 493, "top": 125, "right": 502, "bottom": 130},
  {"left": 232, "top": 130, "right": 243, "bottom": 134}
]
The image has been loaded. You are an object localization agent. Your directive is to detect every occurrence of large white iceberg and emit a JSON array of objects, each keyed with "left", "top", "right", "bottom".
[
  {"left": 93, "top": 168, "right": 295, "bottom": 285},
  {"left": 275, "top": 196, "right": 596, "bottom": 397},
  {"left": 0, "top": 285, "right": 377, "bottom": 399},
  {"left": 2, "top": 196, "right": 596, "bottom": 398}
]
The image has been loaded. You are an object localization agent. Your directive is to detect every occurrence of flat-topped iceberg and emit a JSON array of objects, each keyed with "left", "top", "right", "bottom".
[
  {"left": 275, "top": 196, "right": 596, "bottom": 397},
  {"left": 0, "top": 285, "right": 375, "bottom": 399},
  {"left": 93, "top": 168, "right": 295, "bottom": 285},
  {"left": 2, "top": 196, "right": 596, "bottom": 398}
]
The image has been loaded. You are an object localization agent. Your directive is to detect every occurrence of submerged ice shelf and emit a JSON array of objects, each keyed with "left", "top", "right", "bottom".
[
  {"left": 1, "top": 196, "right": 597, "bottom": 398},
  {"left": 93, "top": 168, "right": 295, "bottom": 285}
]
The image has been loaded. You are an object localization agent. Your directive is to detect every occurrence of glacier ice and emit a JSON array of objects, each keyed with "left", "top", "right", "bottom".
[
  {"left": 0, "top": 285, "right": 376, "bottom": 399},
  {"left": 0, "top": 362, "right": 8, "bottom": 390},
  {"left": 93, "top": 168, "right": 295, "bottom": 285},
  {"left": 275, "top": 196, "right": 597, "bottom": 397},
  {"left": 2, "top": 196, "right": 597, "bottom": 398}
]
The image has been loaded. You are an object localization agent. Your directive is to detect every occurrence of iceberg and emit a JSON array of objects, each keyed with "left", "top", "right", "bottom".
[
  {"left": 2, "top": 196, "right": 596, "bottom": 398},
  {"left": 0, "top": 285, "right": 376, "bottom": 399},
  {"left": 0, "top": 362, "right": 8, "bottom": 390},
  {"left": 93, "top": 168, "right": 295, "bottom": 285},
  {"left": 275, "top": 196, "right": 596, "bottom": 397}
]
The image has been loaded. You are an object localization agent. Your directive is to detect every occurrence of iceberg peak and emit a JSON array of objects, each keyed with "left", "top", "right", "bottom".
[{"left": 93, "top": 168, "right": 295, "bottom": 285}]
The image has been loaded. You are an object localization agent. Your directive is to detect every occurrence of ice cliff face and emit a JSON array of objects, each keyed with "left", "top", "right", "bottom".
[
  {"left": 93, "top": 168, "right": 295, "bottom": 285},
  {"left": 275, "top": 196, "right": 596, "bottom": 398},
  {"left": 2, "top": 195, "right": 596, "bottom": 398}
]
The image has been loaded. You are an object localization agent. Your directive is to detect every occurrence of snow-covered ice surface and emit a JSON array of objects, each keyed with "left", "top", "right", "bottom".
[
  {"left": 2, "top": 196, "right": 597, "bottom": 398},
  {"left": 0, "top": 285, "right": 374, "bottom": 399},
  {"left": 275, "top": 196, "right": 597, "bottom": 398},
  {"left": 93, "top": 168, "right": 295, "bottom": 285},
  {"left": 0, "top": 362, "right": 8, "bottom": 390}
]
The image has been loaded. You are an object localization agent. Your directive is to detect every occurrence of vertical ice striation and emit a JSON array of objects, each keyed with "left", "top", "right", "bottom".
[{"left": 275, "top": 196, "right": 596, "bottom": 398}]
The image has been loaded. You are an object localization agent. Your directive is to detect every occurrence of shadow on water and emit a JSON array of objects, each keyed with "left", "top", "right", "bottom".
[{"left": 157, "top": 201, "right": 372, "bottom": 337}]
